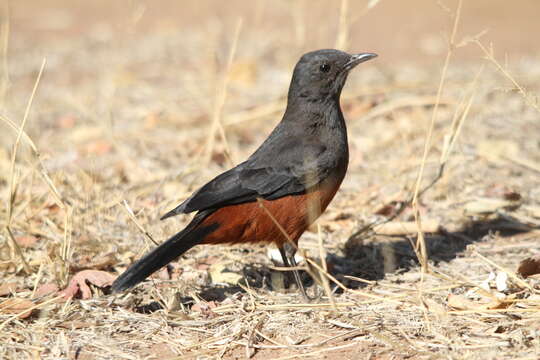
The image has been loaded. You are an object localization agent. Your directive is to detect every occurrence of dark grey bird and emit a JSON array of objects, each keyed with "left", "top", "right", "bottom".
[{"left": 112, "top": 49, "right": 377, "bottom": 297}]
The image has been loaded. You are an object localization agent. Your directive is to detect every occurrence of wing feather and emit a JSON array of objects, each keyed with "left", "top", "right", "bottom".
[{"left": 161, "top": 140, "right": 330, "bottom": 219}]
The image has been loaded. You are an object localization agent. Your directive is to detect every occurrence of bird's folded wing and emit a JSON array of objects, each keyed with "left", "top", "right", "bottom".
[{"left": 161, "top": 143, "right": 329, "bottom": 219}]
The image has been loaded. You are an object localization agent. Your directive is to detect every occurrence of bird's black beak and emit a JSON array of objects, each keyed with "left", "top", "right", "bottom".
[{"left": 344, "top": 52, "right": 378, "bottom": 71}]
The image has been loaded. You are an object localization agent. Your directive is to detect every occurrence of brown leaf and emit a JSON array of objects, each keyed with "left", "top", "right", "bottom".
[
  {"left": 82, "top": 140, "right": 113, "bottom": 155},
  {"left": 374, "top": 202, "right": 401, "bottom": 217},
  {"left": 374, "top": 220, "right": 440, "bottom": 235},
  {"left": 0, "top": 282, "right": 19, "bottom": 297},
  {"left": 16, "top": 235, "right": 39, "bottom": 248},
  {"left": 35, "top": 283, "right": 60, "bottom": 298},
  {"left": 422, "top": 298, "right": 447, "bottom": 316},
  {"left": 191, "top": 301, "right": 217, "bottom": 318},
  {"left": 60, "top": 270, "right": 116, "bottom": 300},
  {"left": 447, "top": 294, "right": 479, "bottom": 310},
  {"left": 0, "top": 298, "right": 35, "bottom": 319},
  {"left": 46, "top": 204, "right": 61, "bottom": 217},
  {"left": 503, "top": 191, "right": 522, "bottom": 202},
  {"left": 209, "top": 263, "right": 243, "bottom": 285},
  {"left": 517, "top": 255, "right": 540, "bottom": 278},
  {"left": 447, "top": 293, "right": 510, "bottom": 311},
  {"left": 485, "top": 298, "right": 511, "bottom": 310}
]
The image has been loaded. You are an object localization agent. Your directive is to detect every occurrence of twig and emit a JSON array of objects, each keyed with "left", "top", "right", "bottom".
[
  {"left": 273, "top": 342, "right": 358, "bottom": 360},
  {"left": 4, "top": 58, "right": 46, "bottom": 274},
  {"left": 316, "top": 223, "right": 337, "bottom": 311},
  {"left": 203, "top": 18, "right": 243, "bottom": 166},
  {"left": 473, "top": 251, "right": 534, "bottom": 292},
  {"left": 411, "top": 0, "right": 463, "bottom": 273},
  {"left": 121, "top": 199, "right": 158, "bottom": 246},
  {"left": 0, "top": 295, "right": 64, "bottom": 331},
  {"left": 347, "top": 0, "right": 471, "bottom": 256},
  {"left": 335, "top": 0, "right": 349, "bottom": 50},
  {"left": 476, "top": 40, "right": 540, "bottom": 114}
]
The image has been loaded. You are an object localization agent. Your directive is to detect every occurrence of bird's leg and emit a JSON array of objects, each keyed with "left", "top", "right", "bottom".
[{"left": 278, "top": 243, "right": 310, "bottom": 301}]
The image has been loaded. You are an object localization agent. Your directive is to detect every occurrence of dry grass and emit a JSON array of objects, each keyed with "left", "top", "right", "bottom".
[{"left": 1, "top": 1, "right": 540, "bottom": 359}]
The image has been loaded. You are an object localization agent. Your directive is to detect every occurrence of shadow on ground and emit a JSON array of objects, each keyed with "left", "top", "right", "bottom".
[
  {"left": 336, "top": 214, "right": 537, "bottom": 288},
  {"left": 131, "top": 214, "right": 538, "bottom": 313}
]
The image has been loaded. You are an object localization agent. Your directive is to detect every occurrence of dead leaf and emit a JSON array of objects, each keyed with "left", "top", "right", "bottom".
[
  {"left": 209, "top": 263, "right": 243, "bottom": 285},
  {"left": 0, "top": 282, "right": 19, "bottom": 296},
  {"left": 191, "top": 301, "right": 217, "bottom": 318},
  {"left": 423, "top": 298, "right": 447, "bottom": 316},
  {"left": 45, "top": 202, "right": 61, "bottom": 214},
  {"left": 447, "top": 294, "right": 472, "bottom": 310},
  {"left": 447, "top": 293, "right": 510, "bottom": 311},
  {"left": 373, "top": 220, "right": 440, "bottom": 235},
  {"left": 485, "top": 298, "right": 511, "bottom": 310},
  {"left": 82, "top": 140, "right": 113, "bottom": 155},
  {"left": 517, "top": 255, "right": 540, "bottom": 278},
  {"left": 35, "top": 283, "right": 60, "bottom": 298},
  {"left": 60, "top": 270, "right": 116, "bottom": 300},
  {"left": 464, "top": 198, "right": 520, "bottom": 215},
  {"left": 374, "top": 201, "right": 402, "bottom": 217},
  {"left": 503, "top": 191, "right": 522, "bottom": 201},
  {"left": 0, "top": 298, "right": 35, "bottom": 319},
  {"left": 16, "top": 235, "right": 39, "bottom": 248}
]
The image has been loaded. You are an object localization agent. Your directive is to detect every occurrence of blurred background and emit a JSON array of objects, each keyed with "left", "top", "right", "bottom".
[{"left": 7, "top": 0, "right": 540, "bottom": 64}]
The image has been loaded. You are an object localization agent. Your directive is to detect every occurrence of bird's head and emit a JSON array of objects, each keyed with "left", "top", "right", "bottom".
[{"left": 288, "top": 49, "right": 377, "bottom": 104}]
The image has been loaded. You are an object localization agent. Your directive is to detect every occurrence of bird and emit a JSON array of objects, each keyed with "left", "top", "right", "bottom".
[{"left": 111, "top": 49, "right": 377, "bottom": 297}]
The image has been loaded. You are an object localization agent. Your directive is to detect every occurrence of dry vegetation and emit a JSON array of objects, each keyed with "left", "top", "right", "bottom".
[{"left": 1, "top": 1, "right": 540, "bottom": 359}]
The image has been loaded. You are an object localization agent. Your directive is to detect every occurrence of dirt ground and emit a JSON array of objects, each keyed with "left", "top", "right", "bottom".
[{"left": 1, "top": 1, "right": 540, "bottom": 359}]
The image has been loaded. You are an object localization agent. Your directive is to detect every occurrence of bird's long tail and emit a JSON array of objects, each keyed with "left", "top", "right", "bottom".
[{"left": 111, "top": 212, "right": 218, "bottom": 293}]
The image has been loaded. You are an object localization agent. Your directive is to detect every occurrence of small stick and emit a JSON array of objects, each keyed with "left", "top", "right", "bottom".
[
  {"left": 316, "top": 223, "right": 337, "bottom": 311},
  {"left": 121, "top": 200, "right": 158, "bottom": 246},
  {"left": 4, "top": 58, "right": 46, "bottom": 274},
  {"left": 475, "top": 40, "right": 540, "bottom": 114},
  {"left": 203, "top": 18, "right": 243, "bottom": 166}
]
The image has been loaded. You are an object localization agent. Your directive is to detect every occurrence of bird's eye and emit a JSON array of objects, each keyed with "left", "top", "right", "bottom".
[{"left": 319, "top": 63, "right": 331, "bottom": 72}]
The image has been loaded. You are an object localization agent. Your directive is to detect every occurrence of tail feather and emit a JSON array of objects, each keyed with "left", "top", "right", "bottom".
[{"left": 112, "top": 213, "right": 218, "bottom": 293}]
